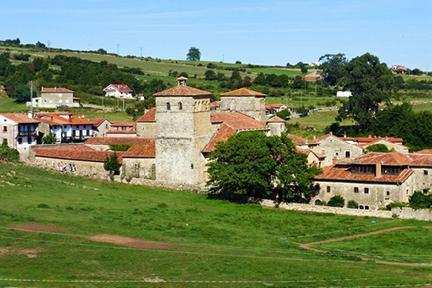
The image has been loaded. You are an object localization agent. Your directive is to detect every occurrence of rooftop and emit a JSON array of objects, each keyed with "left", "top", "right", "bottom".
[
  {"left": 220, "top": 88, "right": 266, "bottom": 97},
  {"left": 210, "top": 111, "right": 266, "bottom": 130},
  {"left": 85, "top": 137, "right": 153, "bottom": 146},
  {"left": 41, "top": 87, "right": 74, "bottom": 93},
  {"left": 122, "top": 142, "right": 155, "bottom": 158},
  {"left": 154, "top": 85, "right": 211, "bottom": 97},
  {"left": 0, "top": 113, "right": 40, "bottom": 124},
  {"left": 32, "top": 145, "right": 118, "bottom": 163},
  {"left": 136, "top": 108, "right": 156, "bottom": 123}
]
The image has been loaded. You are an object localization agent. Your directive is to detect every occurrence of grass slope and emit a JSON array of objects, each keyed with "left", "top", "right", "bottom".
[{"left": 0, "top": 163, "right": 431, "bottom": 287}]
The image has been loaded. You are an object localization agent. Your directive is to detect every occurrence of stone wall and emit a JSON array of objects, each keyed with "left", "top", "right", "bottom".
[
  {"left": 312, "top": 136, "right": 363, "bottom": 166},
  {"left": 220, "top": 96, "right": 266, "bottom": 121},
  {"left": 261, "top": 200, "right": 432, "bottom": 222},
  {"left": 136, "top": 122, "right": 156, "bottom": 138}
]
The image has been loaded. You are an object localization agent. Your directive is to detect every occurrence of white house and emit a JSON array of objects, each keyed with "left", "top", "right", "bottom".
[
  {"left": 103, "top": 83, "right": 133, "bottom": 99},
  {"left": 28, "top": 87, "right": 80, "bottom": 108},
  {"left": 0, "top": 113, "right": 40, "bottom": 153},
  {"left": 336, "top": 91, "right": 352, "bottom": 98}
]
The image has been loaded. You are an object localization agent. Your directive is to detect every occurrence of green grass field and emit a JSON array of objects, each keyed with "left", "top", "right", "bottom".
[
  {"left": 0, "top": 163, "right": 432, "bottom": 287},
  {"left": 0, "top": 95, "right": 27, "bottom": 112}
]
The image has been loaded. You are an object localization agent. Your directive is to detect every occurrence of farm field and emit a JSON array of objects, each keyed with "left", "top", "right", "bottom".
[
  {"left": 0, "top": 95, "right": 26, "bottom": 113},
  {"left": 0, "top": 163, "right": 431, "bottom": 287}
]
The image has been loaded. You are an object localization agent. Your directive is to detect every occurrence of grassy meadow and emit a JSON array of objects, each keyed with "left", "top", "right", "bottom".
[{"left": 0, "top": 163, "right": 432, "bottom": 287}]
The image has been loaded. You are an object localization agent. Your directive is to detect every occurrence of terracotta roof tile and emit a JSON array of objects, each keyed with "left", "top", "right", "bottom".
[
  {"left": 220, "top": 88, "right": 266, "bottom": 97},
  {"left": 136, "top": 108, "right": 156, "bottom": 123},
  {"left": 210, "top": 111, "right": 266, "bottom": 130},
  {"left": 202, "top": 123, "right": 236, "bottom": 153},
  {"left": 315, "top": 165, "right": 414, "bottom": 184},
  {"left": 342, "top": 136, "right": 404, "bottom": 144},
  {"left": 1, "top": 113, "right": 40, "bottom": 124},
  {"left": 154, "top": 85, "right": 211, "bottom": 97},
  {"left": 32, "top": 145, "right": 118, "bottom": 163},
  {"left": 210, "top": 101, "right": 221, "bottom": 108},
  {"left": 104, "top": 83, "right": 133, "bottom": 93},
  {"left": 288, "top": 134, "right": 308, "bottom": 146},
  {"left": 110, "top": 121, "right": 136, "bottom": 127},
  {"left": 41, "top": 87, "right": 74, "bottom": 93},
  {"left": 122, "top": 143, "right": 155, "bottom": 158},
  {"left": 267, "top": 116, "right": 285, "bottom": 123},
  {"left": 85, "top": 137, "right": 153, "bottom": 145}
]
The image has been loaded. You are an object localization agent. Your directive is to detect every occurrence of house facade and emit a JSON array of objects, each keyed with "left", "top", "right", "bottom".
[
  {"left": 107, "top": 121, "right": 137, "bottom": 137},
  {"left": 103, "top": 83, "right": 133, "bottom": 99},
  {"left": 0, "top": 113, "right": 39, "bottom": 153},
  {"left": 30, "top": 87, "right": 80, "bottom": 108}
]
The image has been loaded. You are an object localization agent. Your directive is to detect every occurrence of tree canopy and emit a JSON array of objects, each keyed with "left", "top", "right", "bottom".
[
  {"left": 319, "top": 53, "right": 347, "bottom": 86},
  {"left": 186, "top": 47, "right": 201, "bottom": 61}
]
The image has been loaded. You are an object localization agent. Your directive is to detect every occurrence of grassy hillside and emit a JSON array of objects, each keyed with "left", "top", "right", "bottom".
[{"left": 0, "top": 163, "right": 431, "bottom": 287}]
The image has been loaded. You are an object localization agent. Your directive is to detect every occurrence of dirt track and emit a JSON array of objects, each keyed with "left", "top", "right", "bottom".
[
  {"left": 88, "top": 234, "right": 171, "bottom": 250},
  {"left": 9, "top": 223, "right": 66, "bottom": 233}
]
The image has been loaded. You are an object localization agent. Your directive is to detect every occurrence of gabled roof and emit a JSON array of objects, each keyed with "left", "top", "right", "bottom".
[
  {"left": 122, "top": 142, "right": 155, "bottom": 158},
  {"left": 41, "top": 87, "right": 74, "bottom": 93},
  {"left": 136, "top": 108, "right": 156, "bottom": 123},
  {"left": 342, "top": 136, "right": 404, "bottom": 144},
  {"left": 210, "top": 111, "right": 266, "bottom": 130},
  {"left": 351, "top": 152, "right": 413, "bottom": 166},
  {"left": 267, "top": 116, "right": 285, "bottom": 123},
  {"left": 315, "top": 165, "right": 414, "bottom": 184},
  {"left": 154, "top": 85, "right": 211, "bottom": 97},
  {"left": 110, "top": 121, "right": 136, "bottom": 127},
  {"left": 202, "top": 123, "right": 236, "bottom": 154},
  {"left": 0, "top": 113, "right": 40, "bottom": 124},
  {"left": 220, "top": 88, "right": 266, "bottom": 97},
  {"left": 37, "top": 113, "right": 95, "bottom": 126},
  {"left": 92, "top": 118, "right": 111, "bottom": 127},
  {"left": 288, "top": 134, "right": 308, "bottom": 146},
  {"left": 104, "top": 83, "right": 133, "bottom": 93},
  {"left": 32, "top": 145, "right": 118, "bottom": 163},
  {"left": 85, "top": 137, "right": 153, "bottom": 145}
]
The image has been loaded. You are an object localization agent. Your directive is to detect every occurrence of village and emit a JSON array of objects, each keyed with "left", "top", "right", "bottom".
[{"left": 2, "top": 76, "right": 431, "bottom": 213}]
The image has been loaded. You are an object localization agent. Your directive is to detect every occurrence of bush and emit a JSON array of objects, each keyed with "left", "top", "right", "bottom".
[
  {"left": 347, "top": 200, "right": 359, "bottom": 209},
  {"left": 109, "top": 144, "right": 132, "bottom": 151},
  {"left": 277, "top": 109, "right": 291, "bottom": 120},
  {"left": 409, "top": 191, "right": 432, "bottom": 209},
  {"left": 385, "top": 202, "right": 408, "bottom": 210},
  {"left": 327, "top": 195, "right": 345, "bottom": 207},
  {"left": 0, "top": 140, "right": 19, "bottom": 161},
  {"left": 364, "top": 143, "right": 391, "bottom": 153},
  {"left": 104, "top": 153, "right": 121, "bottom": 180},
  {"left": 42, "top": 134, "right": 56, "bottom": 144}
]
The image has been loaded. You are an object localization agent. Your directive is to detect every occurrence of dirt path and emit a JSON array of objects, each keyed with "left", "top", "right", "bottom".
[
  {"left": 88, "top": 234, "right": 171, "bottom": 250},
  {"left": 299, "top": 226, "right": 432, "bottom": 267},
  {"left": 8, "top": 223, "right": 66, "bottom": 233}
]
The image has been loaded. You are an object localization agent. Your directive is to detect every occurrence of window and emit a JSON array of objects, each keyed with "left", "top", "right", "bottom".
[
  {"left": 386, "top": 191, "right": 390, "bottom": 196},
  {"left": 2, "top": 126, "right": 6, "bottom": 132},
  {"left": 345, "top": 151, "right": 351, "bottom": 158},
  {"left": 326, "top": 186, "right": 331, "bottom": 193},
  {"left": 178, "top": 102, "right": 183, "bottom": 110},
  {"left": 86, "top": 130, "right": 90, "bottom": 136},
  {"left": 364, "top": 205, "right": 369, "bottom": 210},
  {"left": 424, "top": 170, "right": 429, "bottom": 175},
  {"left": 359, "top": 205, "right": 364, "bottom": 210},
  {"left": 364, "top": 188, "right": 369, "bottom": 194},
  {"left": 17, "top": 137, "right": 22, "bottom": 144},
  {"left": 314, "top": 199, "right": 322, "bottom": 206},
  {"left": 190, "top": 163, "right": 194, "bottom": 169},
  {"left": 166, "top": 102, "right": 171, "bottom": 110},
  {"left": 354, "top": 187, "right": 359, "bottom": 193}
]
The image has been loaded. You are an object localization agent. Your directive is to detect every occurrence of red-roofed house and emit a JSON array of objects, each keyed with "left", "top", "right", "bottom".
[
  {"left": 103, "top": 83, "right": 134, "bottom": 99},
  {"left": 107, "top": 121, "right": 137, "bottom": 137},
  {"left": 136, "top": 108, "right": 156, "bottom": 138},
  {"left": 29, "top": 87, "right": 79, "bottom": 108},
  {"left": 0, "top": 113, "right": 40, "bottom": 152},
  {"left": 312, "top": 151, "right": 432, "bottom": 210}
]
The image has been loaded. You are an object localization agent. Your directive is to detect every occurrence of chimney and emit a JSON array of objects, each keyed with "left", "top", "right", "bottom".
[
  {"left": 376, "top": 161, "right": 382, "bottom": 178},
  {"left": 27, "top": 110, "right": 33, "bottom": 119}
]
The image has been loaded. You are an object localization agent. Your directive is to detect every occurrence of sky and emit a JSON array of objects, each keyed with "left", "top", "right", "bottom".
[{"left": 1, "top": 0, "right": 431, "bottom": 70}]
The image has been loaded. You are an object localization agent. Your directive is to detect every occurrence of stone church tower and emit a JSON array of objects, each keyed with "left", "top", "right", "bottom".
[
  {"left": 153, "top": 77, "right": 213, "bottom": 189},
  {"left": 220, "top": 88, "right": 267, "bottom": 121}
]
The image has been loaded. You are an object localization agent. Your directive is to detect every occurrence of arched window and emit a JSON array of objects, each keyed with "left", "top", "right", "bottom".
[
  {"left": 314, "top": 199, "right": 322, "bottom": 206},
  {"left": 178, "top": 102, "right": 183, "bottom": 110},
  {"left": 166, "top": 102, "right": 171, "bottom": 110}
]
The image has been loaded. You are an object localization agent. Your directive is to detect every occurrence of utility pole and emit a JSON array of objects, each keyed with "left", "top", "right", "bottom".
[
  {"left": 116, "top": 43, "right": 120, "bottom": 55},
  {"left": 139, "top": 47, "right": 143, "bottom": 58},
  {"left": 29, "top": 80, "right": 33, "bottom": 117}
]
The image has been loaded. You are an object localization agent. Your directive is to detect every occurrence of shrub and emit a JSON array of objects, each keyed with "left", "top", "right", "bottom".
[
  {"left": 37, "top": 203, "right": 50, "bottom": 209},
  {"left": 0, "top": 140, "right": 19, "bottom": 161},
  {"left": 109, "top": 144, "right": 132, "bottom": 151},
  {"left": 347, "top": 200, "right": 359, "bottom": 209},
  {"left": 364, "top": 143, "right": 391, "bottom": 153},
  {"left": 104, "top": 153, "right": 121, "bottom": 180},
  {"left": 385, "top": 202, "right": 408, "bottom": 210},
  {"left": 327, "top": 195, "right": 345, "bottom": 207},
  {"left": 277, "top": 109, "right": 291, "bottom": 120},
  {"left": 409, "top": 191, "right": 432, "bottom": 209},
  {"left": 42, "top": 134, "right": 56, "bottom": 144}
]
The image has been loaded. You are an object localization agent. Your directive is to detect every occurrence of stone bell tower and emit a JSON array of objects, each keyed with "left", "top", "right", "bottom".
[{"left": 153, "top": 77, "right": 213, "bottom": 189}]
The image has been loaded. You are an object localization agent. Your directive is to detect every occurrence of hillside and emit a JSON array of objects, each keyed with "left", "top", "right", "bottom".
[{"left": 0, "top": 163, "right": 432, "bottom": 287}]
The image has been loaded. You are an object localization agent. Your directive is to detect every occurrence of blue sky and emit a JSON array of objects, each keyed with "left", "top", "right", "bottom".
[{"left": 1, "top": 0, "right": 431, "bottom": 69}]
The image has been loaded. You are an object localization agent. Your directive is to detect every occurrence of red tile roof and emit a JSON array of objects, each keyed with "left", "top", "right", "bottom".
[
  {"left": 202, "top": 123, "right": 236, "bottom": 153},
  {"left": 296, "top": 147, "right": 325, "bottom": 159},
  {"left": 32, "top": 145, "right": 118, "bottom": 163},
  {"left": 210, "top": 101, "right": 221, "bottom": 108},
  {"left": 416, "top": 149, "right": 432, "bottom": 155},
  {"left": 267, "top": 116, "right": 285, "bottom": 123},
  {"left": 92, "top": 118, "right": 110, "bottom": 127},
  {"left": 122, "top": 143, "right": 155, "bottom": 158},
  {"left": 288, "top": 134, "right": 308, "bottom": 146},
  {"left": 1, "top": 113, "right": 40, "bottom": 124},
  {"left": 85, "top": 137, "right": 153, "bottom": 145},
  {"left": 104, "top": 83, "right": 133, "bottom": 93},
  {"left": 351, "top": 152, "right": 413, "bottom": 166},
  {"left": 154, "top": 85, "right": 211, "bottom": 97},
  {"left": 136, "top": 108, "right": 156, "bottom": 123},
  {"left": 37, "top": 114, "right": 96, "bottom": 126},
  {"left": 315, "top": 165, "right": 414, "bottom": 184},
  {"left": 41, "top": 87, "right": 74, "bottom": 93},
  {"left": 342, "top": 136, "right": 404, "bottom": 144},
  {"left": 210, "top": 111, "right": 266, "bottom": 130},
  {"left": 265, "top": 103, "right": 291, "bottom": 110},
  {"left": 110, "top": 121, "right": 135, "bottom": 127},
  {"left": 220, "top": 88, "right": 266, "bottom": 97}
]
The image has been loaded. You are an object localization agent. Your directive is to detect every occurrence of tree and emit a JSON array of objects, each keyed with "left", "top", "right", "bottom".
[
  {"left": 300, "top": 65, "right": 308, "bottom": 74},
  {"left": 327, "top": 195, "right": 345, "bottom": 207},
  {"left": 97, "top": 48, "right": 107, "bottom": 55},
  {"left": 409, "top": 191, "right": 432, "bottom": 209},
  {"left": 0, "top": 139, "right": 19, "bottom": 161},
  {"left": 42, "top": 134, "right": 56, "bottom": 144},
  {"left": 204, "top": 70, "right": 217, "bottom": 81},
  {"left": 276, "top": 109, "right": 291, "bottom": 120},
  {"left": 253, "top": 73, "right": 267, "bottom": 85},
  {"left": 104, "top": 153, "right": 121, "bottom": 180},
  {"left": 11, "top": 84, "right": 31, "bottom": 103},
  {"left": 364, "top": 143, "right": 391, "bottom": 153},
  {"left": 319, "top": 53, "right": 347, "bottom": 86},
  {"left": 207, "top": 132, "right": 319, "bottom": 203},
  {"left": 186, "top": 47, "right": 201, "bottom": 61},
  {"left": 337, "top": 53, "right": 397, "bottom": 128}
]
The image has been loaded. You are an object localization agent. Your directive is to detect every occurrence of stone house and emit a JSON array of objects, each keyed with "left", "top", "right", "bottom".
[
  {"left": 92, "top": 119, "right": 112, "bottom": 137},
  {"left": 103, "top": 83, "right": 133, "bottom": 99},
  {"left": 36, "top": 112, "right": 95, "bottom": 143},
  {"left": 220, "top": 88, "right": 267, "bottom": 121},
  {"left": 0, "top": 113, "right": 40, "bottom": 153},
  {"left": 107, "top": 121, "right": 137, "bottom": 137},
  {"left": 30, "top": 87, "right": 80, "bottom": 108},
  {"left": 313, "top": 152, "right": 432, "bottom": 210},
  {"left": 136, "top": 108, "right": 156, "bottom": 138}
]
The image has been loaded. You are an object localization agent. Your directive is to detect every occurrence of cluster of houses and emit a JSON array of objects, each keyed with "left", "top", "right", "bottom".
[{"left": 3, "top": 77, "right": 432, "bottom": 211}]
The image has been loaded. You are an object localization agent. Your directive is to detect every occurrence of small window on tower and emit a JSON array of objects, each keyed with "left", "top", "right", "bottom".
[
  {"left": 190, "top": 163, "right": 194, "bottom": 169},
  {"left": 166, "top": 102, "right": 171, "bottom": 110},
  {"left": 178, "top": 102, "right": 183, "bottom": 110}
]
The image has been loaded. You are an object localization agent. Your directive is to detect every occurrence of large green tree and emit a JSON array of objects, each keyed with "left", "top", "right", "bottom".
[
  {"left": 207, "top": 131, "right": 320, "bottom": 202},
  {"left": 186, "top": 47, "right": 201, "bottom": 61},
  {"left": 337, "top": 53, "right": 397, "bottom": 128},
  {"left": 319, "top": 53, "right": 347, "bottom": 86}
]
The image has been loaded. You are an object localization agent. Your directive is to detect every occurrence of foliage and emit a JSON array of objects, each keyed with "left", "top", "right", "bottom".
[
  {"left": 186, "top": 47, "right": 201, "bottom": 61},
  {"left": 103, "top": 153, "right": 121, "bottom": 180},
  {"left": 337, "top": 53, "right": 398, "bottom": 128},
  {"left": 0, "top": 139, "right": 19, "bottom": 161},
  {"left": 204, "top": 69, "right": 217, "bottom": 81},
  {"left": 109, "top": 144, "right": 132, "bottom": 151},
  {"left": 364, "top": 144, "right": 391, "bottom": 153},
  {"left": 207, "top": 132, "right": 320, "bottom": 203},
  {"left": 276, "top": 108, "right": 291, "bottom": 119},
  {"left": 10, "top": 84, "right": 31, "bottom": 103},
  {"left": 347, "top": 200, "right": 359, "bottom": 209},
  {"left": 327, "top": 195, "right": 345, "bottom": 207},
  {"left": 319, "top": 53, "right": 347, "bottom": 86},
  {"left": 42, "top": 134, "right": 56, "bottom": 144},
  {"left": 385, "top": 201, "right": 408, "bottom": 210},
  {"left": 409, "top": 191, "right": 432, "bottom": 209}
]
